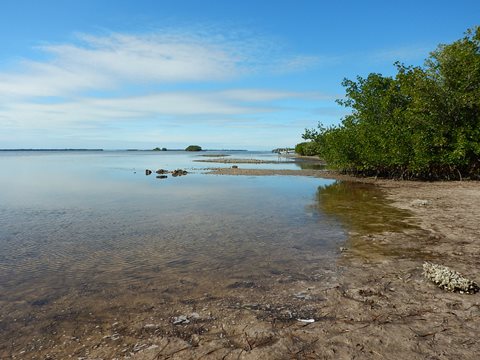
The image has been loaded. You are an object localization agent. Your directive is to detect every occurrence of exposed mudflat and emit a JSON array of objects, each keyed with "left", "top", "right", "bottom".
[
  {"left": 206, "top": 168, "right": 327, "bottom": 176},
  {"left": 194, "top": 158, "right": 293, "bottom": 164},
  {"left": 2, "top": 167, "right": 479, "bottom": 359}
]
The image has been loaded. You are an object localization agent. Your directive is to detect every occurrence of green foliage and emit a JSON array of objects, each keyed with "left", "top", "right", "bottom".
[
  {"left": 295, "top": 141, "right": 321, "bottom": 156},
  {"left": 295, "top": 142, "right": 307, "bottom": 155},
  {"left": 301, "top": 26, "right": 480, "bottom": 179},
  {"left": 185, "top": 145, "right": 202, "bottom": 151}
]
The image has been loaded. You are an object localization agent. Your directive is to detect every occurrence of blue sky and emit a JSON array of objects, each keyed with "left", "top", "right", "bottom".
[{"left": 0, "top": 0, "right": 478, "bottom": 150}]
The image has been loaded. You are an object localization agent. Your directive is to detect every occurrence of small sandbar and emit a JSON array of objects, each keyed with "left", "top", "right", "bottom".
[
  {"left": 206, "top": 167, "right": 327, "bottom": 176},
  {"left": 195, "top": 158, "right": 294, "bottom": 164},
  {"left": 198, "top": 154, "right": 231, "bottom": 157}
]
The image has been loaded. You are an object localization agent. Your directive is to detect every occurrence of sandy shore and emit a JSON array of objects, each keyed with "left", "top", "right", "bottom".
[
  {"left": 3, "top": 168, "right": 479, "bottom": 359},
  {"left": 184, "top": 168, "right": 479, "bottom": 359}
]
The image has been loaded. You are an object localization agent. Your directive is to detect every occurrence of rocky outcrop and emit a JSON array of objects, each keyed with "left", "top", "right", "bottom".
[{"left": 171, "top": 169, "right": 188, "bottom": 177}]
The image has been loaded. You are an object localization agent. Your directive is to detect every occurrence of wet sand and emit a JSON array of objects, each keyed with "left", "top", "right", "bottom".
[
  {"left": 196, "top": 168, "right": 479, "bottom": 359},
  {"left": 3, "top": 167, "right": 479, "bottom": 359}
]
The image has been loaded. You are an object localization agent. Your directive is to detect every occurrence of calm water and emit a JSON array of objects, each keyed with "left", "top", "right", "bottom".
[
  {"left": 0, "top": 151, "right": 343, "bottom": 306},
  {"left": 0, "top": 151, "right": 419, "bottom": 357}
]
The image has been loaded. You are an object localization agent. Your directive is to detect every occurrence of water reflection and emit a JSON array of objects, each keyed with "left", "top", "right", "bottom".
[
  {"left": 0, "top": 152, "right": 345, "bottom": 339},
  {"left": 294, "top": 161, "right": 326, "bottom": 170},
  {"left": 315, "top": 181, "right": 421, "bottom": 259},
  {"left": 316, "top": 181, "right": 415, "bottom": 234}
]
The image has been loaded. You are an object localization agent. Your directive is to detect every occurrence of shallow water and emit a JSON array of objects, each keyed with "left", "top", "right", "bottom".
[
  {"left": 0, "top": 151, "right": 416, "bottom": 356},
  {"left": 0, "top": 152, "right": 340, "bottom": 309},
  {"left": 315, "top": 181, "right": 421, "bottom": 259}
]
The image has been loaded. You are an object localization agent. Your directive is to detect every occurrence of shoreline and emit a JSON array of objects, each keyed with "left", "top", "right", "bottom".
[
  {"left": 3, "top": 164, "right": 479, "bottom": 359},
  {"left": 203, "top": 166, "right": 480, "bottom": 358}
]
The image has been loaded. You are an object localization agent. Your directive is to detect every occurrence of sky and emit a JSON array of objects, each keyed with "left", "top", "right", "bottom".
[{"left": 0, "top": 1, "right": 478, "bottom": 150}]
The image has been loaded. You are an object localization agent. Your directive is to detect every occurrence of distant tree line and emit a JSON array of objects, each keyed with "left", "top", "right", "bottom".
[{"left": 300, "top": 26, "right": 480, "bottom": 179}]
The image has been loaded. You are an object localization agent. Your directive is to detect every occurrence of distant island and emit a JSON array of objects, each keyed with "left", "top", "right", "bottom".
[
  {"left": 185, "top": 145, "right": 202, "bottom": 151},
  {"left": 152, "top": 147, "right": 168, "bottom": 151}
]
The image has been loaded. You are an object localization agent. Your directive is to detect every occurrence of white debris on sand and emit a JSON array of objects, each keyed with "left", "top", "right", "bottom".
[{"left": 422, "top": 262, "right": 479, "bottom": 294}]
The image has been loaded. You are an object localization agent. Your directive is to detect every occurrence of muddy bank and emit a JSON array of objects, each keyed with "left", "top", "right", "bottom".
[{"left": 2, "top": 174, "right": 479, "bottom": 359}]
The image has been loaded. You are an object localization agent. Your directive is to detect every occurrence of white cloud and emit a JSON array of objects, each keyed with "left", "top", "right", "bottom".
[
  {"left": 0, "top": 32, "right": 245, "bottom": 99},
  {"left": 0, "top": 30, "right": 323, "bottom": 100},
  {"left": 0, "top": 29, "right": 330, "bottom": 148},
  {"left": 0, "top": 90, "right": 309, "bottom": 130}
]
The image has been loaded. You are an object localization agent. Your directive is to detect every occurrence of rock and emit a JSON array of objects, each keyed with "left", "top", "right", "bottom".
[
  {"left": 412, "top": 199, "right": 429, "bottom": 206},
  {"left": 156, "top": 175, "right": 168, "bottom": 179},
  {"left": 172, "top": 313, "right": 201, "bottom": 325},
  {"left": 293, "top": 292, "right": 312, "bottom": 300},
  {"left": 156, "top": 169, "right": 168, "bottom": 174},
  {"left": 189, "top": 312, "right": 200, "bottom": 320},
  {"left": 340, "top": 247, "right": 348, "bottom": 252},
  {"left": 232, "top": 165, "right": 238, "bottom": 169},
  {"left": 173, "top": 315, "right": 189, "bottom": 325},
  {"left": 145, "top": 169, "right": 152, "bottom": 175},
  {"left": 171, "top": 169, "right": 188, "bottom": 177}
]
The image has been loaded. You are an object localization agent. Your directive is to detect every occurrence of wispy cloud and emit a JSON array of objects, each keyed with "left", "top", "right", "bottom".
[
  {"left": 368, "top": 44, "right": 431, "bottom": 64},
  {"left": 0, "top": 31, "right": 244, "bottom": 98},
  {"left": 0, "top": 30, "right": 323, "bottom": 99},
  {"left": 1, "top": 89, "right": 331, "bottom": 130},
  {"left": 0, "top": 28, "right": 332, "bottom": 148}
]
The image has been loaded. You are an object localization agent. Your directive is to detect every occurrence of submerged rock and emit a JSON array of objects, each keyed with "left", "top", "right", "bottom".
[
  {"left": 171, "top": 169, "right": 188, "bottom": 177},
  {"left": 423, "top": 262, "right": 479, "bottom": 294},
  {"left": 156, "top": 175, "right": 168, "bottom": 179}
]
